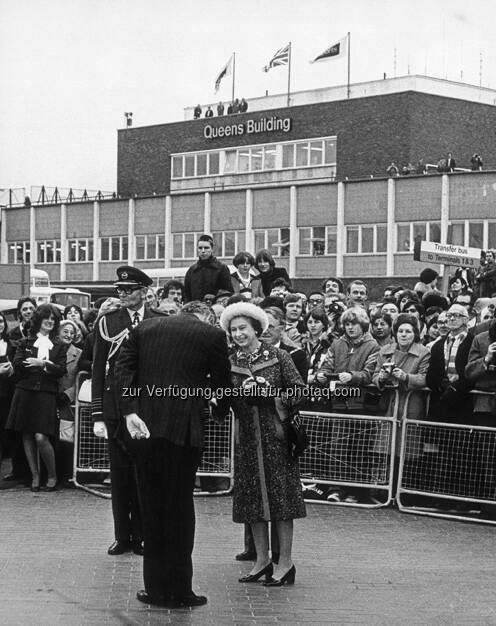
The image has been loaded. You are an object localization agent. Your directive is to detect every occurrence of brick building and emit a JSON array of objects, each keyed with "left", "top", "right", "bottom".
[{"left": 2, "top": 75, "right": 496, "bottom": 290}]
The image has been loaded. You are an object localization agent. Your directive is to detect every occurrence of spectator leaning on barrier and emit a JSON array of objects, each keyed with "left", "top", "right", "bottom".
[
  {"left": 193, "top": 104, "right": 202, "bottom": 119},
  {"left": 373, "top": 313, "right": 430, "bottom": 420},
  {"left": 426, "top": 304, "right": 472, "bottom": 421},
  {"left": 316, "top": 307, "right": 379, "bottom": 408},
  {"left": 184, "top": 235, "right": 232, "bottom": 303},
  {"left": 465, "top": 318, "right": 496, "bottom": 423},
  {"left": 217, "top": 102, "right": 224, "bottom": 116}
]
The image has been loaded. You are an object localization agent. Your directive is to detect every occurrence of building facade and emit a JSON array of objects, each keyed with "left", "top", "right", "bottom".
[{"left": 2, "top": 76, "right": 495, "bottom": 289}]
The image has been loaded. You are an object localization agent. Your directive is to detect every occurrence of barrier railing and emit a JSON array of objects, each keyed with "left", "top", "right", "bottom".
[
  {"left": 397, "top": 413, "right": 496, "bottom": 525},
  {"left": 73, "top": 372, "right": 235, "bottom": 498},
  {"left": 299, "top": 388, "right": 399, "bottom": 508}
]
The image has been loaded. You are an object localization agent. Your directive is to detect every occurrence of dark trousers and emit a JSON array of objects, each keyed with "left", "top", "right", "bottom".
[
  {"left": 131, "top": 437, "right": 201, "bottom": 600},
  {"left": 106, "top": 420, "right": 142, "bottom": 543}
]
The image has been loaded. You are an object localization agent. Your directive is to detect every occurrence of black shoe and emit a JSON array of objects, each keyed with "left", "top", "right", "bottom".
[
  {"left": 107, "top": 540, "right": 131, "bottom": 555},
  {"left": 171, "top": 593, "right": 207, "bottom": 608},
  {"left": 239, "top": 562, "right": 273, "bottom": 583},
  {"left": 235, "top": 550, "right": 256, "bottom": 561},
  {"left": 263, "top": 564, "right": 296, "bottom": 587},
  {"left": 136, "top": 589, "right": 169, "bottom": 607},
  {"left": 132, "top": 540, "right": 144, "bottom": 556}
]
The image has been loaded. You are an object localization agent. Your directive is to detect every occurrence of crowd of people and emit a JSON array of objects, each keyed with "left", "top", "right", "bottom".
[
  {"left": 194, "top": 98, "right": 249, "bottom": 119},
  {"left": 1, "top": 234, "right": 496, "bottom": 606},
  {"left": 386, "top": 151, "right": 484, "bottom": 177}
]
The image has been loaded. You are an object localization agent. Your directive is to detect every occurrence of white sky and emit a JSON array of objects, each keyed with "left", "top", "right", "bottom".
[{"left": 1, "top": 0, "right": 495, "bottom": 194}]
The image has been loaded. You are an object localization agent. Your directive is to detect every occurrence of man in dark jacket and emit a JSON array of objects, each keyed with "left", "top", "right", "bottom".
[
  {"left": 115, "top": 301, "right": 231, "bottom": 608},
  {"left": 184, "top": 234, "right": 232, "bottom": 302},
  {"left": 92, "top": 266, "right": 165, "bottom": 557}
]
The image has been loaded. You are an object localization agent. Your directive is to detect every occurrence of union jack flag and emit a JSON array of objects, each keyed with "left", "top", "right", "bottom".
[{"left": 263, "top": 44, "right": 290, "bottom": 72}]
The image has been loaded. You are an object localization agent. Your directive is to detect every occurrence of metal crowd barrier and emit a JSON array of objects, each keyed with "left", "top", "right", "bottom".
[
  {"left": 298, "top": 388, "right": 399, "bottom": 508},
  {"left": 397, "top": 391, "right": 496, "bottom": 525},
  {"left": 73, "top": 372, "right": 235, "bottom": 498}
]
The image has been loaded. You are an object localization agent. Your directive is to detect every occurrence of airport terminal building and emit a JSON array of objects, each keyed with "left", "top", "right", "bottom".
[{"left": 2, "top": 75, "right": 496, "bottom": 288}]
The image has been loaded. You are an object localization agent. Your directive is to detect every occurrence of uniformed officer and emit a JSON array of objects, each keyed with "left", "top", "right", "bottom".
[{"left": 92, "top": 266, "right": 164, "bottom": 556}]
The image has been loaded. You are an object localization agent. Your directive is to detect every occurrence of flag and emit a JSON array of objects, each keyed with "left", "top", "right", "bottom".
[
  {"left": 310, "top": 36, "right": 347, "bottom": 63},
  {"left": 263, "top": 44, "right": 290, "bottom": 72},
  {"left": 214, "top": 55, "right": 233, "bottom": 93}
]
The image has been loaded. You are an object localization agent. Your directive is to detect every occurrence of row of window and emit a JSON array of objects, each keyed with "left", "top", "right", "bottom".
[
  {"left": 6, "top": 220, "right": 495, "bottom": 264},
  {"left": 171, "top": 137, "right": 337, "bottom": 179}
]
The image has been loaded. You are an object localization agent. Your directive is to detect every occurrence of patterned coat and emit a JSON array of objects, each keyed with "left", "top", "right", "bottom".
[{"left": 229, "top": 344, "right": 306, "bottom": 524}]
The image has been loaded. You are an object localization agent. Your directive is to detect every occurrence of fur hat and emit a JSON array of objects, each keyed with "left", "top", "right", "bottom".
[
  {"left": 219, "top": 302, "right": 269, "bottom": 333},
  {"left": 419, "top": 268, "right": 439, "bottom": 285},
  {"left": 422, "top": 290, "right": 449, "bottom": 311}
]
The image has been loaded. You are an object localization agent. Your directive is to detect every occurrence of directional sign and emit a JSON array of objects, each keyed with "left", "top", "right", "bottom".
[{"left": 415, "top": 241, "right": 482, "bottom": 268}]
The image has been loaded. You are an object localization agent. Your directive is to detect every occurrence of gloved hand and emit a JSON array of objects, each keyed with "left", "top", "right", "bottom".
[{"left": 93, "top": 421, "right": 108, "bottom": 439}]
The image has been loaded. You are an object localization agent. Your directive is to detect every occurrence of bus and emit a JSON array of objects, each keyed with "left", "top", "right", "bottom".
[{"left": 30, "top": 269, "right": 91, "bottom": 311}]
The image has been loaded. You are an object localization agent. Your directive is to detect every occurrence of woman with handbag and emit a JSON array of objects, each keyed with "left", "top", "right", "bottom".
[
  {"left": 220, "top": 302, "right": 306, "bottom": 587},
  {"left": 6, "top": 304, "right": 67, "bottom": 492}
]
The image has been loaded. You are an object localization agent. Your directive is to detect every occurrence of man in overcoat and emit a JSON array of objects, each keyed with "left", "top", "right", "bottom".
[{"left": 115, "top": 301, "right": 231, "bottom": 608}]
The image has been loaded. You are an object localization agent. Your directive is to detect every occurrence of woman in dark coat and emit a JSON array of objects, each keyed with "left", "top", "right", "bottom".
[
  {"left": 0, "top": 311, "right": 15, "bottom": 470},
  {"left": 7, "top": 304, "right": 67, "bottom": 491},
  {"left": 254, "top": 249, "right": 291, "bottom": 297},
  {"left": 220, "top": 302, "right": 306, "bottom": 587}
]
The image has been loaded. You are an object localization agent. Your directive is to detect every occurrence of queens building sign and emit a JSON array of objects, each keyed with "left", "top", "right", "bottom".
[{"left": 204, "top": 116, "right": 292, "bottom": 139}]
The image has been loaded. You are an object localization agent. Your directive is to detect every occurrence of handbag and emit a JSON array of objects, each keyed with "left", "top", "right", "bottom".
[
  {"left": 286, "top": 410, "right": 309, "bottom": 459},
  {"left": 59, "top": 418, "right": 75, "bottom": 443},
  {"left": 78, "top": 378, "right": 92, "bottom": 403}
]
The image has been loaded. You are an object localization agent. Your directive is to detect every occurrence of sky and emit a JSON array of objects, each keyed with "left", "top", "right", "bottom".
[{"left": 1, "top": 0, "right": 496, "bottom": 197}]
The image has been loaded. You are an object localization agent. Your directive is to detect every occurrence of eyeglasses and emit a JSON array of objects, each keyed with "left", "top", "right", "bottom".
[
  {"left": 446, "top": 313, "right": 467, "bottom": 320},
  {"left": 437, "top": 320, "right": 449, "bottom": 325},
  {"left": 309, "top": 299, "right": 323, "bottom": 305},
  {"left": 115, "top": 286, "right": 141, "bottom": 295}
]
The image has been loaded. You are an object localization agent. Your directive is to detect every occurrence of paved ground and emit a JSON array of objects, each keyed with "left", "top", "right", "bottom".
[{"left": 1, "top": 477, "right": 495, "bottom": 626}]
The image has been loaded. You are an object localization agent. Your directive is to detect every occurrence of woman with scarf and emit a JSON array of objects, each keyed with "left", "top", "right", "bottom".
[{"left": 6, "top": 304, "right": 67, "bottom": 491}]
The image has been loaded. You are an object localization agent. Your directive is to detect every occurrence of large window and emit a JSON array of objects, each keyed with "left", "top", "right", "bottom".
[
  {"left": 37, "top": 240, "right": 61, "bottom": 263},
  {"left": 100, "top": 236, "right": 128, "bottom": 261},
  {"left": 298, "top": 226, "right": 337, "bottom": 256},
  {"left": 68, "top": 239, "right": 93, "bottom": 262},
  {"left": 345, "top": 225, "right": 387, "bottom": 254},
  {"left": 396, "top": 222, "right": 441, "bottom": 252},
  {"left": 171, "top": 136, "right": 337, "bottom": 179},
  {"left": 172, "top": 232, "right": 202, "bottom": 259},
  {"left": 212, "top": 231, "right": 246, "bottom": 258},
  {"left": 135, "top": 234, "right": 166, "bottom": 261},
  {"left": 254, "top": 228, "right": 290, "bottom": 257},
  {"left": 448, "top": 221, "right": 484, "bottom": 248},
  {"left": 8, "top": 241, "right": 30, "bottom": 264}
]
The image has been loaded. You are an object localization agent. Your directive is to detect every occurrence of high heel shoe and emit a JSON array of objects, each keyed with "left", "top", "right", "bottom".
[
  {"left": 238, "top": 562, "right": 273, "bottom": 583},
  {"left": 263, "top": 564, "right": 296, "bottom": 586}
]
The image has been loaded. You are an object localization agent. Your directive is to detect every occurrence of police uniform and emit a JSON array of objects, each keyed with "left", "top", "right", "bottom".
[{"left": 91, "top": 266, "right": 165, "bottom": 555}]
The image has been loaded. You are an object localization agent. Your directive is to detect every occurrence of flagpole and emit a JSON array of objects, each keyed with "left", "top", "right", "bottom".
[
  {"left": 287, "top": 42, "right": 292, "bottom": 107},
  {"left": 232, "top": 52, "right": 236, "bottom": 105},
  {"left": 347, "top": 32, "right": 351, "bottom": 99}
]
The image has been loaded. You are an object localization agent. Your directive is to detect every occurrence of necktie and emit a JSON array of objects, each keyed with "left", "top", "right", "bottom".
[{"left": 132, "top": 312, "right": 140, "bottom": 328}]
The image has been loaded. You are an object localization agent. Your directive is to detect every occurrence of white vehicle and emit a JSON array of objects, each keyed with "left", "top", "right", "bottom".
[
  {"left": 146, "top": 267, "right": 189, "bottom": 288},
  {"left": 30, "top": 269, "right": 91, "bottom": 311}
]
